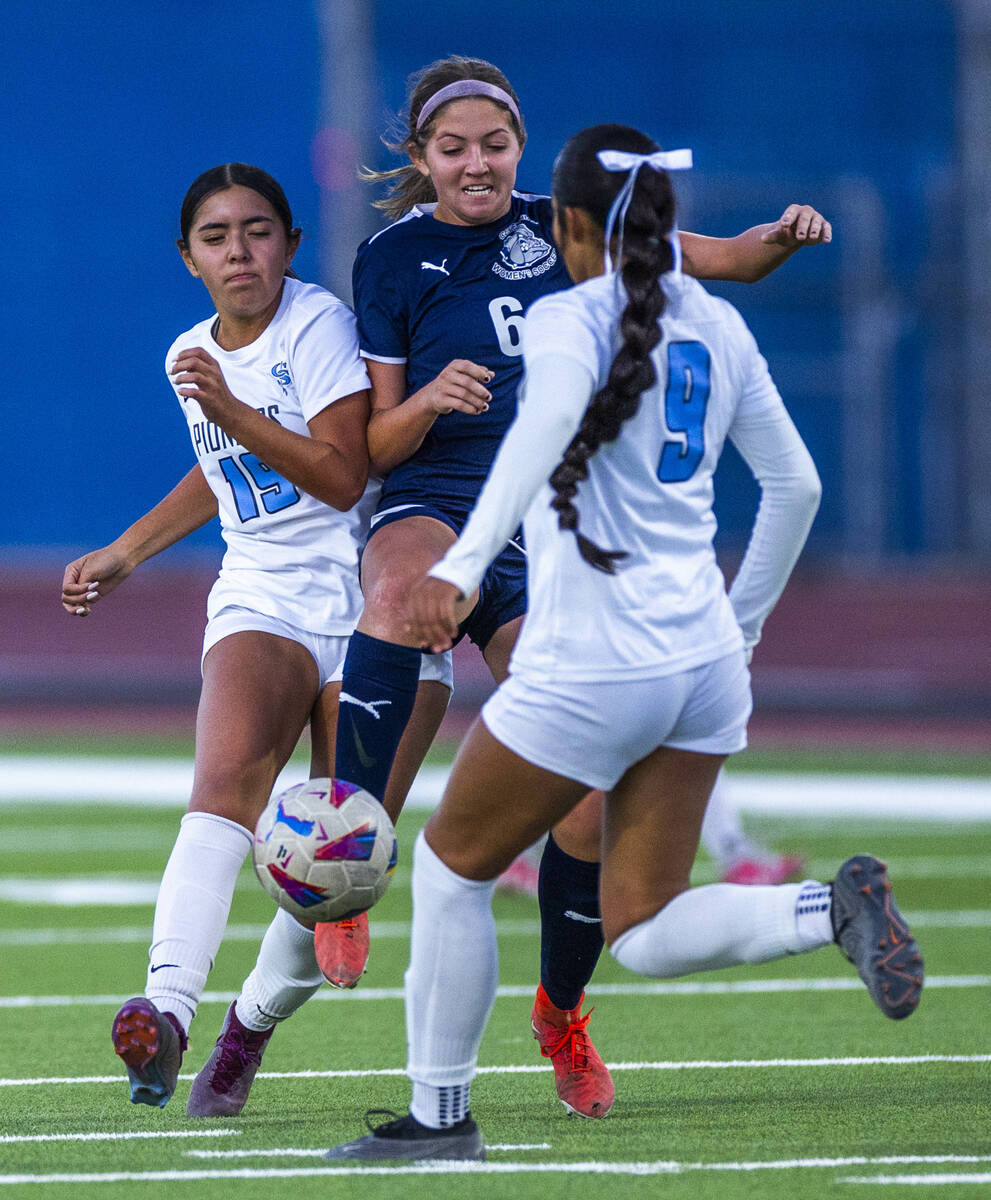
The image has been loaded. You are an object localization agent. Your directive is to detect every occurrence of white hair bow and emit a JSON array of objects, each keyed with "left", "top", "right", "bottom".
[{"left": 596, "top": 147, "right": 693, "bottom": 273}]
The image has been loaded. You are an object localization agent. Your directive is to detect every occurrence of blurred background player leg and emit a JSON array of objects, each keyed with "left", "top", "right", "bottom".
[{"left": 700, "top": 767, "right": 805, "bottom": 885}]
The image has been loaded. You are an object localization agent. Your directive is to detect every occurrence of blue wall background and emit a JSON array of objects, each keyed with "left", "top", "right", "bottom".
[{"left": 1, "top": 0, "right": 957, "bottom": 561}]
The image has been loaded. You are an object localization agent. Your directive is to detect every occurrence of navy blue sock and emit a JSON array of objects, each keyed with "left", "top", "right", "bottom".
[
  {"left": 334, "top": 631, "right": 420, "bottom": 804},
  {"left": 538, "top": 832, "right": 604, "bottom": 1012}
]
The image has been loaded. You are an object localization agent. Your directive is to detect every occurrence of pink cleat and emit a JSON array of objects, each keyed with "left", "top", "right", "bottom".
[{"left": 722, "top": 853, "right": 805, "bottom": 886}]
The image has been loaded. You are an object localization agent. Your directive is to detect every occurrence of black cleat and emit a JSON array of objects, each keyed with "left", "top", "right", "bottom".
[
  {"left": 831, "top": 855, "right": 924, "bottom": 1019},
  {"left": 111, "top": 997, "right": 187, "bottom": 1107},
  {"left": 324, "top": 1109, "right": 485, "bottom": 1162}
]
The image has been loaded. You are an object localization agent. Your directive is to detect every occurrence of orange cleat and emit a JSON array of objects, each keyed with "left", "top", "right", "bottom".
[
  {"left": 314, "top": 911, "right": 370, "bottom": 989},
  {"left": 531, "top": 983, "right": 614, "bottom": 1118}
]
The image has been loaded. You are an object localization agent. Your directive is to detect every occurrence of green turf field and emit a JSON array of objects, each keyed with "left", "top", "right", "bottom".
[{"left": 0, "top": 738, "right": 988, "bottom": 1198}]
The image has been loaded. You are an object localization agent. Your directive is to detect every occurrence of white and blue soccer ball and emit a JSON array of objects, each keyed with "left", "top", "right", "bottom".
[{"left": 252, "top": 778, "right": 398, "bottom": 923}]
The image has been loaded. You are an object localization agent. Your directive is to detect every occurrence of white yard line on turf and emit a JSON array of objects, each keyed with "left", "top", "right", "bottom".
[
  {"left": 1, "top": 1155, "right": 990, "bottom": 1184},
  {"left": 0, "top": 975, "right": 986, "bottom": 1015},
  {"left": 1, "top": 758, "right": 990, "bottom": 819},
  {"left": 0, "top": 1131, "right": 239, "bottom": 1145},
  {"left": 2, "top": 908, "right": 988, "bottom": 947},
  {"left": 2, "top": 1053, "right": 987, "bottom": 1089},
  {"left": 185, "top": 1144, "right": 551, "bottom": 1158},
  {"left": 0, "top": 856, "right": 986, "bottom": 908},
  {"left": 839, "top": 1174, "right": 991, "bottom": 1186}
]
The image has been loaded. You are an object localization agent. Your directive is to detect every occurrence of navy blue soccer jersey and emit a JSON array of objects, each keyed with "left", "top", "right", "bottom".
[{"left": 352, "top": 191, "right": 572, "bottom": 512}]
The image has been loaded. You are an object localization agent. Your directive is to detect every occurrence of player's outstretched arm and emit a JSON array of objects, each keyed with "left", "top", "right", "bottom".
[
  {"left": 680, "top": 205, "right": 832, "bottom": 283},
  {"left": 60, "top": 465, "right": 217, "bottom": 616},
  {"left": 366, "top": 358, "right": 493, "bottom": 476}
]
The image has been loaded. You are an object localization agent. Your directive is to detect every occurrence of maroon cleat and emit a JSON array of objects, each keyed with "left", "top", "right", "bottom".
[
  {"left": 111, "top": 997, "right": 186, "bottom": 1108},
  {"left": 186, "top": 1002, "right": 274, "bottom": 1117}
]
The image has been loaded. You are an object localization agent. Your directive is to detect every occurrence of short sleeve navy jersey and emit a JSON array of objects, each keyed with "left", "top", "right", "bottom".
[{"left": 352, "top": 191, "right": 572, "bottom": 513}]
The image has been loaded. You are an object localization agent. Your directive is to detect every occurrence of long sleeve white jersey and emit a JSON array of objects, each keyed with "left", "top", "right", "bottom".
[
  {"left": 167, "top": 277, "right": 375, "bottom": 634},
  {"left": 429, "top": 270, "right": 821, "bottom": 683}
]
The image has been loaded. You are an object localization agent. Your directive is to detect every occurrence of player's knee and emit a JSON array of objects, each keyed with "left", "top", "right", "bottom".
[
  {"left": 552, "top": 793, "right": 605, "bottom": 858},
  {"left": 188, "top": 767, "right": 273, "bottom": 830},
  {"left": 358, "top": 567, "right": 422, "bottom": 638}
]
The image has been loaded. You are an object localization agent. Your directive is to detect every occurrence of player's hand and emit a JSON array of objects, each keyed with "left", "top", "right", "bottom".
[
  {"left": 170, "top": 348, "right": 240, "bottom": 424},
  {"left": 61, "top": 547, "right": 133, "bottom": 616},
  {"left": 760, "top": 205, "right": 832, "bottom": 247},
  {"left": 406, "top": 575, "right": 462, "bottom": 653},
  {"left": 414, "top": 360, "right": 493, "bottom": 417}
]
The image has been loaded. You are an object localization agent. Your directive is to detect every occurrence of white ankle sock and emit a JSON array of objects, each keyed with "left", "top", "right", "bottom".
[
  {"left": 794, "top": 881, "right": 835, "bottom": 948},
  {"left": 405, "top": 832, "right": 497, "bottom": 1129},
  {"left": 611, "top": 880, "right": 832, "bottom": 978},
  {"left": 411, "top": 1080, "right": 471, "bottom": 1129},
  {"left": 236, "top": 908, "right": 323, "bottom": 1030},
  {"left": 145, "top": 811, "right": 252, "bottom": 1032}
]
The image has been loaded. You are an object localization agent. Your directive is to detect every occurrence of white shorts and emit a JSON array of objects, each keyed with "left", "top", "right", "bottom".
[
  {"left": 202, "top": 605, "right": 453, "bottom": 692},
  {"left": 481, "top": 651, "right": 751, "bottom": 793}
]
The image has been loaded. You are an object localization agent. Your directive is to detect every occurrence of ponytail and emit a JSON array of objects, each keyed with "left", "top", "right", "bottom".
[{"left": 549, "top": 125, "right": 677, "bottom": 572}]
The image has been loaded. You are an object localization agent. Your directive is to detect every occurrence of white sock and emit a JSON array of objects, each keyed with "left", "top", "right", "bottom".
[
  {"left": 145, "top": 811, "right": 252, "bottom": 1032},
  {"left": 236, "top": 908, "right": 324, "bottom": 1030},
  {"left": 699, "top": 771, "right": 758, "bottom": 866},
  {"left": 611, "top": 880, "right": 833, "bottom": 978},
  {"left": 411, "top": 1080, "right": 471, "bottom": 1129},
  {"left": 794, "top": 881, "right": 835, "bottom": 948},
  {"left": 405, "top": 831, "right": 497, "bottom": 1129}
]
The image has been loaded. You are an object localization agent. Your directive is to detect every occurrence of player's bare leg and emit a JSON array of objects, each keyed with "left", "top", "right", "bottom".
[
  {"left": 327, "top": 719, "right": 588, "bottom": 1161},
  {"left": 115, "top": 631, "right": 319, "bottom": 1108},
  {"left": 603, "top": 748, "right": 922, "bottom": 1017},
  {"left": 483, "top": 619, "right": 614, "bottom": 1117}
]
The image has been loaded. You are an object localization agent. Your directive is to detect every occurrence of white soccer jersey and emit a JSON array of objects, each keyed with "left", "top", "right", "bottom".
[
  {"left": 430, "top": 270, "right": 820, "bottom": 682},
  {"left": 167, "top": 276, "right": 375, "bottom": 634}
]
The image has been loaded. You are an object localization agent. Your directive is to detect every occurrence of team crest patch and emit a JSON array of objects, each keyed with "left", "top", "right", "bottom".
[
  {"left": 271, "top": 361, "right": 292, "bottom": 392},
  {"left": 493, "top": 222, "right": 557, "bottom": 281}
]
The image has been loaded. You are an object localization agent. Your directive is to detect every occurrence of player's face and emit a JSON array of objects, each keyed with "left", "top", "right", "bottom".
[
  {"left": 179, "top": 185, "right": 298, "bottom": 323},
  {"left": 413, "top": 97, "right": 523, "bottom": 226}
]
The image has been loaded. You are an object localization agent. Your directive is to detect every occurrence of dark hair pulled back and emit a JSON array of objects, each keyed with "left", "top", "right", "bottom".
[
  {"left": 178, "top": 163, "right": 299, "bottom": 260},
  {"left": 549, "top": 124, "right": 676, "bottom": 573},
  {"left": 362, "top": 55, "right": 526, "bottom": 220}
]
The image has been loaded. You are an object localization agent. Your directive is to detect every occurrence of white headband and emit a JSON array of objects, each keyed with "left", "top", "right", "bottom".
[
  {"left": 416, "top": 80, "right": 521, "bottom": 132},
  {"left": 596, "top": 147, "right": 693, "bottom": 274}
]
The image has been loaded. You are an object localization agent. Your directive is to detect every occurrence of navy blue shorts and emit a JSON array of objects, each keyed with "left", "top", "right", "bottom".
[{"left": 368, "top": 502, "right": 526, "bottom": 652}]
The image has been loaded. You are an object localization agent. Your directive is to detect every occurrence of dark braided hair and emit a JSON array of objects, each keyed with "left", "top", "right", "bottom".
[{"left": 549, "top": 125, "right": 676, "bottom": 573}]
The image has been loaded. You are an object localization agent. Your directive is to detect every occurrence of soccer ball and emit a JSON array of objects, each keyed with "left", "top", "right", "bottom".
[{"left": 253, "top": 778, "right": 398, "bottom": 922}]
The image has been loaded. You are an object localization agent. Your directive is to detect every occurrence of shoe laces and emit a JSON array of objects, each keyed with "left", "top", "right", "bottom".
[
  {"left": 363, "top": 1108, "right": 407, "bottom": 1136},
  {"left": 211, "top": 1028, "right": 266, "bottom": 1092},
  {"left": 538, "top": 1007, "right": 594, "bottom": 1071}
]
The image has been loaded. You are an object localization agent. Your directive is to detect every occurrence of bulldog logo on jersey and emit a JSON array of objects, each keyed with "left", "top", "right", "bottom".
[{"left": 493, "top": 222, "right": 557, "bottom": 281}]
